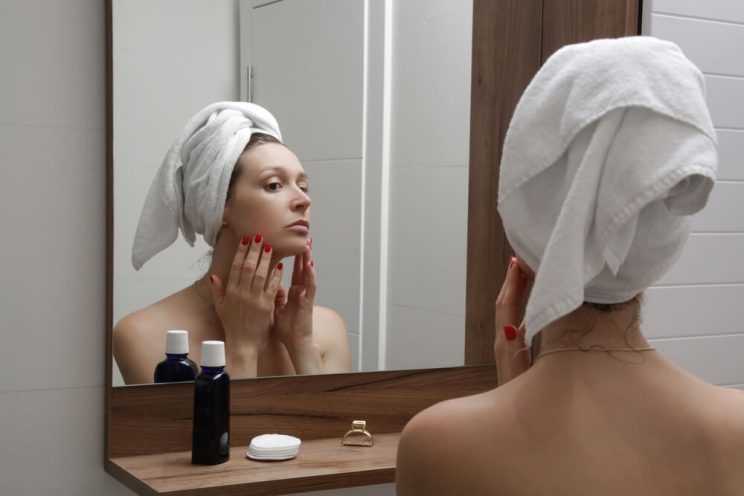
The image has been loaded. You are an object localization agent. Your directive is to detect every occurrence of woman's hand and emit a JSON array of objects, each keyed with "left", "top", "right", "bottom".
[
  {"left": 273, "top": 238, "right": 323, "bottom": 374},
  {"left": 210, "top": 234, "right": 283, "bottom": 377},
  {"left": 494, "top": 256, "right": 531, "bottom": 386}
]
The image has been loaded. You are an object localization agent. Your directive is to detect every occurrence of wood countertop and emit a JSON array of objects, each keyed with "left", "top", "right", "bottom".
[{"left": 108, "top": 432, "right": 399, "bottom": 495}]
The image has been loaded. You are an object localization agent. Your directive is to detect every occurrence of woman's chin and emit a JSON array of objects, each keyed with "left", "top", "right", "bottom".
[{"left": 272, "top": 237, "right": 308, "bottom": 258}]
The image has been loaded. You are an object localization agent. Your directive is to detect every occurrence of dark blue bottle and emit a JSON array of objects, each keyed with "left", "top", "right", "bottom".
[
  {"left": 154, "top": 330, "right": 198, "bottom": 383},
  {"left": 192, "top": 341, "right": 230, "bottom": 465}
]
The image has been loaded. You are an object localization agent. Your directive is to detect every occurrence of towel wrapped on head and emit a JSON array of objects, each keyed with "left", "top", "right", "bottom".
[
  {"left": 497, "top": 36, "right": 718, "bottom": 343},
  {"left": 131, "top": 102, "right": 283, "bottom": 270}
]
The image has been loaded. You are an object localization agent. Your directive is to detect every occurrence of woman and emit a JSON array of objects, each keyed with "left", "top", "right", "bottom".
[
  {"left": 397, "top": 37, "right": 744, "bottom": 495},
  {"left": 114, "top": 102, "right": 350, "bottom": 384}
]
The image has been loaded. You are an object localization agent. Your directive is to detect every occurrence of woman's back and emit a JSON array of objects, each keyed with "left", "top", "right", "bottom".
[{"left": 397, "top": 352, "right": 744, "bottom": 496}]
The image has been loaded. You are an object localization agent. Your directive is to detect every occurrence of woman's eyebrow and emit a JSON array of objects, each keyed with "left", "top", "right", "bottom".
[{"left": 257, "top": 165, "right": 309, "bottom": 182}]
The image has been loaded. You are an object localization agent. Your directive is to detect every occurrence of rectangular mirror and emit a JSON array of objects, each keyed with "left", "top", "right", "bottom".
[
  {"left": 105, "top": 1, "right": 641, "bottom": 493},
  {"left": 111, "top": 0, "right": 474, "bottom": 386}
]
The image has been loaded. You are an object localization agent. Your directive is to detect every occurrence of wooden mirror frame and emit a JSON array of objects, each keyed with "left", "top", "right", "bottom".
[{"left": 104, "top": 1, "right": 639, "bottom": 494}]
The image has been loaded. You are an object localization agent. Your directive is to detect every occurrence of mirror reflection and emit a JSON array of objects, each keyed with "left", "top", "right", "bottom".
[{"left": 112, "top": 0, "right": 473, "bottom": 386}]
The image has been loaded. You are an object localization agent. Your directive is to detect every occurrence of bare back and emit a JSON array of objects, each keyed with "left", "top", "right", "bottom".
[
  {"left": 397, "top": 354, "right": 744, "bottom": 496},
  {"left": 113, "top": 286, "right": 349, "bottom": 385}
]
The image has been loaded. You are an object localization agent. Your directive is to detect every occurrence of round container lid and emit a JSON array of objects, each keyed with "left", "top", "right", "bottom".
[
  {"left": 165, "top": 330, "right": 189, "bottom": 355},
  {"left": 200, "top": 340, "right": 225, "bottom": 367}
]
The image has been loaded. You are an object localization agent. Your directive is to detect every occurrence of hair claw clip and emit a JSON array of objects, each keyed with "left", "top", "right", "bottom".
[{"left": 341, "top": 420, "right": 374, "bottom": 447}]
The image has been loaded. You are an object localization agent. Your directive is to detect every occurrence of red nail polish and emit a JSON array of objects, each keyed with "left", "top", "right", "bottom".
[
  {"left": 254, "top": 233, "right": 263, "bottom": 243},
  {"left": 503, "top": 325, "right": 517, "bottom": 341},
  {"left": 264, "top": 243, "right": 272, "bottom": 253},
  {"left": 277, "top": 262, "right": 283, "bottom": 270},
  {"left": 241, "top": 236, "right": 249, "bottom": 246}
]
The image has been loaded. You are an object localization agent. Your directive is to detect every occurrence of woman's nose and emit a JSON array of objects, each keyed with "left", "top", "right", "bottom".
[{"left": 291, "top": 188, "right": 311, "bottom": 211}]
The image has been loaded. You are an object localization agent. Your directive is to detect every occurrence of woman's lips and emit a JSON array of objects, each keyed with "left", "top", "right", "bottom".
[
  {"left": 287, "top": 220, "right": 310, "bottom": 234},
  {"left": 287, "top": 224, "right": 310, "bottom": 234}
]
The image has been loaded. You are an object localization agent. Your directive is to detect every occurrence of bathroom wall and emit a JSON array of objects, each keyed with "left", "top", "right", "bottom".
[
  {"left": 642, "top": 0, "right": 744, "bottom": 389},
  {"left": 385, "top": 0, "right": 472, "bottom": 370}
]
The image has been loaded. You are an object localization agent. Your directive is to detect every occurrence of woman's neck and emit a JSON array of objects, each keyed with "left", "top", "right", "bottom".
[{"left": 532, "top": 303, "right": 653, "bottom": 361}]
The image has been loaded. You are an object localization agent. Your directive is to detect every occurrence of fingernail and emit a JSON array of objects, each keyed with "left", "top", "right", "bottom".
[
  {"left": 504, "top": 325, "right": 517, "bottom": 341},
  {"left": 254, "top": 233, "right": 263, "bottom": 243},
  {"left": 241, "top": 236, "right": 249, "bottom": 246},
  {"left": 264, "top": 243, "right": 272, "bottom": 253},
  {"left": 277, "top": 262, "right": 283, "bottom": 270}
]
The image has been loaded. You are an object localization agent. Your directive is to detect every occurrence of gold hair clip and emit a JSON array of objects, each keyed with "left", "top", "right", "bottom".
[{"left": 341, "top": 420, "right": 374, "bottom": 447}]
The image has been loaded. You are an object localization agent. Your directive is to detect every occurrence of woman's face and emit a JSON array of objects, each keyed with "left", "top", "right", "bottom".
[{"left": 223, "top": 143, "right": 311, "bottom": 256}]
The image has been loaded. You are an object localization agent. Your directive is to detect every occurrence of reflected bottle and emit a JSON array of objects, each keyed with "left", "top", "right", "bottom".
[
  {"left": 154, "top": 330, "right": 198, "bottom": 383},
  {"left": 192, "top": 340, "right": 230, "bottom": 465}
]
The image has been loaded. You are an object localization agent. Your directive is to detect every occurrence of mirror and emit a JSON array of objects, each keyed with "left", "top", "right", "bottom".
[{"left": 112, "top": 0, "right": 473, "bottom": 385}]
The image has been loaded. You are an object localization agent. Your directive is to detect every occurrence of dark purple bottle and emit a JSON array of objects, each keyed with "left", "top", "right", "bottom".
[
  {"left": 154, "top": 330, "right": 198, "bottom": 383},
  {"left": 192, "top": 341, "right": 230, "bottom": 465}
]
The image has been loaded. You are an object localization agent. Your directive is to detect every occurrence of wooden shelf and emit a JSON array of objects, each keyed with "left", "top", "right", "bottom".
[{"left": 108, "top": 433, "right": 399, "bottom": 496}]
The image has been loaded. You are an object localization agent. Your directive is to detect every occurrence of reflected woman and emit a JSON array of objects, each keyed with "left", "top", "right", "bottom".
[{"left": 114, "top": 102, "right": 350, "bottom": 384}]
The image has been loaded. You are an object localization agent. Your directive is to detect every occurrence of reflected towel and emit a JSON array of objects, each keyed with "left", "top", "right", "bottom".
[
  {"left": 497, "top": 37, "right": 718, "bottom": 343},
  {"left": 131, "top": 102, "right": 282, "bottom": 270}
]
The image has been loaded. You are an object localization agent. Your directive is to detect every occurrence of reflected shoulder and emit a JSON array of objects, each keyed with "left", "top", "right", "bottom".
[
  {"left": 312, "top": 305, "right": 350, "bottom": 372},
  {"left": 113, "top": 309, "right": 166, "bottom": 385}
]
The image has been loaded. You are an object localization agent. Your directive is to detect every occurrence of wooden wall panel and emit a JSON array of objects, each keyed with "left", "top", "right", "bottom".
[
  {"left": 542, "top": 0, "right": 640, "bottom": 61},
  {"left": 465, "top": 0, "right": 543, "bottom": 365}
]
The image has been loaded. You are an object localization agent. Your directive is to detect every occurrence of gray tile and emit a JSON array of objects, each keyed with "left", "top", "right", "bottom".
[
  {"left": 0, "top": 387, "right": 135, "bottom": 495},
  {"left": 0, "top": 0, "right": 104, "bottom": 129},
  {"left": 0, "top": 125, "right": 106, "bottom": 391},
  {"left": 385, "top": 304, "right": 465, "bottom": 371},
  {"left": 387, "top": 167, "right": 468, "bottom": 317}
]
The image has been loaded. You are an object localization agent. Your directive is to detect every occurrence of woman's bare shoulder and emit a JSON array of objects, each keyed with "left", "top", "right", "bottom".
[{"left": 397, "top": 389, "right": 512, "bottom": 496}]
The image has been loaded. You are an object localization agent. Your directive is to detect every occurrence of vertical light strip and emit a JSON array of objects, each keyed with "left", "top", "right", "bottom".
[
  {"left": 377, "top": 0, "right": 393, "bottom": 370},
  {"left": 358, "top": 0, "right": 369, "bottom": 371}
]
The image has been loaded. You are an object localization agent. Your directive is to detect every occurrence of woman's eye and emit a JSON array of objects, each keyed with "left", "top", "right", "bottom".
[
  {"left": 299, "top": 184, "right": 309, "bottom": 193},
  {"left": 265, "top": 181, "right": 282, "bottom": 192}
]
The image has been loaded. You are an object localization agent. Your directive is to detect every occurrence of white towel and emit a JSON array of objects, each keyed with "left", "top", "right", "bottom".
[
  {"left": 131, "top": 102, "right": 282, "bottom": 270},
  {"left": 497, "top": 37, "right": 718, "bottom": 343}
]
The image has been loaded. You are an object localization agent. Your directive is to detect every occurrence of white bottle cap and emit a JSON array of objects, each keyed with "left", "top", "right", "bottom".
[
  {"left": 201, "top": 340, "right": 226, "bottom": 367},
  {"left": 164, "top": 330, "right": 189, "bottom": 355}
]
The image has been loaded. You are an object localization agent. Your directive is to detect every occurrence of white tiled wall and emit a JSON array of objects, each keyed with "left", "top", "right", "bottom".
[
  {"left": 1, "top": 0, "right": 137, "bottom": 493},
  {"left": 385, "top": 0, "right": 472, "bottom": 370},
  {"left": 643, "top": 0, "right": 744, "bottom": 388}
]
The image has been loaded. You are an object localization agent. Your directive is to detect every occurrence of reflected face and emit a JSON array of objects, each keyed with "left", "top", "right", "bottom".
[{"left": 223, "top": 143, "right": 311, "bottom": 256}]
